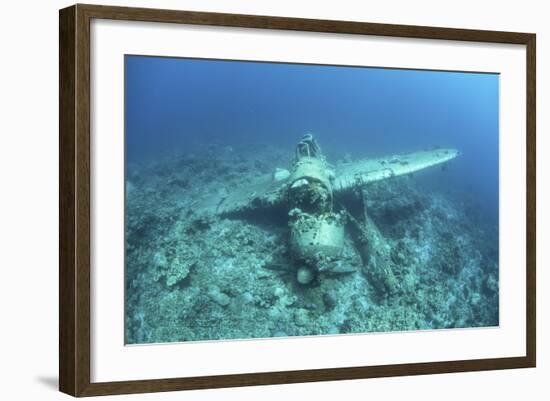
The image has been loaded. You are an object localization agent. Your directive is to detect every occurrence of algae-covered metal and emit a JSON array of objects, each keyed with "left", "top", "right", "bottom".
[
  {"left": 213, "top": 143, "right": 459, "bottom": 216},
  {"left": 333, "top": 148, "right": 460, "bottom": 191},
  {"left": 289, "top": 210, "right": 346, "bottom": 261}
]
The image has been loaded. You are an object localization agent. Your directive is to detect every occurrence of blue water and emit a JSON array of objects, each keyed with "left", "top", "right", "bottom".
[
  {"left": 126, "top": 55, "right": 499, "bottom": 222},
  {"left": 124, "top": 55, "right": 500, "bottom": 344}
]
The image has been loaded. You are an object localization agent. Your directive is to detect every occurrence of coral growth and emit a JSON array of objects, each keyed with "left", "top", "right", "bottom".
[{"left": 125, "top": 143, "right": 498, "bottom": 344}]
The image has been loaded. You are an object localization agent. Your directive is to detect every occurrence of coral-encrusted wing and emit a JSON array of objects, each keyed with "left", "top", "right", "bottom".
[
  {"left": 203, "top": 174, "right": 289, "bottom": 215},
  {"left": 333, "top": 148, "right": 460, "bottom": 192}
]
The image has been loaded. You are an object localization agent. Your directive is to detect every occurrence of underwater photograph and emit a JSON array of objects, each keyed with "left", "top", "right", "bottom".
[{"left": 124, "top": 55, "right": 499, "bottom": 345}]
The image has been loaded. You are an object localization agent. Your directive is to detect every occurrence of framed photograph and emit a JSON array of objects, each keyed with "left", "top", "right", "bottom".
[{"left": 59, "top": 4, "right": 536, "bottom": 397}]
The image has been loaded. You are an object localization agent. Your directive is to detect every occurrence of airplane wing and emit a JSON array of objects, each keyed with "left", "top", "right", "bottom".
[
  {"left": 207, "top": 174, "right": 289, "bottom": 215},
  {"left": 333, "top": 148, "right": 460, "bottom": 193},
  {"left": 211, "top": 148, "right": 459, "bottom": 215}
]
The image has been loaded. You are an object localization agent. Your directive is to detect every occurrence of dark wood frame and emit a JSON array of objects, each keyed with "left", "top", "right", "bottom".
[{"left": 59, "top": 3, "right": 536, "bottom": 397}]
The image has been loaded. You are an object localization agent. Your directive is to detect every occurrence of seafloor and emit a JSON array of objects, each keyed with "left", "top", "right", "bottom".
[{"left": 125, "top": 142, "right": 499, "bottom": 344}]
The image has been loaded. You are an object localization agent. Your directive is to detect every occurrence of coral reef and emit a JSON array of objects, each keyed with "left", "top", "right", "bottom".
[{"left": 125, "top": 142, "right": 499, "bottom": 344}]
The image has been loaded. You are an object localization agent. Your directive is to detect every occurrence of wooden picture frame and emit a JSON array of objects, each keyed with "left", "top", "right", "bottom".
[{"left": 59, "top": 3, "right": 536, "bottom": 397}]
